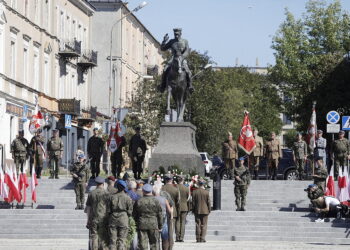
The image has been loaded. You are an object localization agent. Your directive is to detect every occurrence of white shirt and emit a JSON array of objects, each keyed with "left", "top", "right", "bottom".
[{"left": 325, "top": 196, "right": 340, "bottom": 207}]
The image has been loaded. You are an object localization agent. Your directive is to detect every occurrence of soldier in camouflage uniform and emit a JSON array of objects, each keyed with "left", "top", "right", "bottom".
[
  {"left": 312, "top": 156, "right": 328, "bottom": 191},
  {"left": 11, "top": 130, "right": 29, "bottom": 175},
  {"left": 29, "top": 129, "right": 45, "bottom": 178},
  {"left": 331, "top": 130, "right": 350, "bottom": 180},
  {"left": 70, "top": 152, "right": 88, "bottom": 210},
  {"left": 292, "top": 133, "right": 308, "bottom": 180},
  {"left": 222, "top": 132, "right": 238, "bottom": 180},
  {"left": 305, "top": 184, "right": 324, "bottom": 211},
  {"left": 234, "top": 157, "right": 251, "bottom": 211},
  {"left": 133, "top": 184, "right": 163, "bottom": 250},
  {"left": 249, "top": 128, "right": 263, "bottom": 180},
  {"left": 265, "top": 132, "right": 282, "bottom": 180},
  {"left": 85, "top": 176, "right": 109, "bottom": 250},
  {"left": 108, "top": 179, "right": 133, "bottom": 250},
  {"left": 47, "top": 129, "right": 64, "bottom": 179}
]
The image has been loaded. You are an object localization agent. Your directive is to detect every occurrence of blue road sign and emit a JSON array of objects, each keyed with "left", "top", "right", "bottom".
[
  {"left": 65, "top": 114, "right": 72, "bottom": 129},
  {"left": 342, "top": 116, "right": 350, "bottom": 130},
  {"left": 326, "top": 111, "right": 340, "bottom": 124}
]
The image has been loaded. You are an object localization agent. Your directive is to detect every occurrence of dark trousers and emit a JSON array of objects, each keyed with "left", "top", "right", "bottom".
[
  {"left": 30, "top": 153, "right": 43, "bottom": 177},
  {"left": 132, "top": 156, "right": 144, "bottom": 179},
  {"left": 111, "top": 157, "right": 122, "bottom": 178},
  {"left": 334, "top": 157, "right": 346, "bottom": 180},
  {"left": 194, "top": 214, "right": 208, "bottom": 242},
  {"left": 90, "top": 155, "right": 101, "bottom": 177},
  {"left": 175, "top": 211, "right": 187, "bottom": 241}
]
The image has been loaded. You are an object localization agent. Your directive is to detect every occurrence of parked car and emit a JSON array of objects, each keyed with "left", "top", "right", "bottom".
[
  {"left": 216, "top": 149, "right": 305, "bottom": 180},
  {"left": 200, "top": 152, "right": 213, "bottom": 176}
]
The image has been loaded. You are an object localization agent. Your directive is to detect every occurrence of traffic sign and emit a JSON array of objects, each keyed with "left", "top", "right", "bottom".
[
  {"left": 65, "top": 114, "right": 72, "bottom": 129},
  {"left": 327, "top": 124, "right": 340, "bottom": 133},
  {"left": 342, "top": 116, "right": 350, "bottom": 130},
  {"left": 326, "top": 111, "right": 340, "bottom": 124}
]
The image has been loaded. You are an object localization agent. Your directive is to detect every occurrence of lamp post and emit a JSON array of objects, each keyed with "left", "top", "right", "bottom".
[{"left": 108, "top": 1, "right": 148, "bottom": 118}]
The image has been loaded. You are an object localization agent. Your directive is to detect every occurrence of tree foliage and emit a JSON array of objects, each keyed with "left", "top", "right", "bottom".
[{"left": 270, "top": 0, "right": 350, "bottom": 132}]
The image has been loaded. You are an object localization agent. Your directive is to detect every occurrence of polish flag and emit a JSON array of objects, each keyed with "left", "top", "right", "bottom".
[
  {"left": 238, "top": 111, "right": 256, "bottom": 154},
  {"left": 337, "top": 166, "right": 349, "bottom": 202},
  {"left": 307, "top": 104, "right": 317, "bottom": 151},
  {"left": 31, "top": 167, "right": 38, "bottom": 203},
  {"left": 19, "top": 172, "right": 29, "bottom": 203},
  {"left": 4, "top": 168, "right": 21, "bottom": 203},
  {"left": 325, "top": 165, "right": 336, "bottom": 197},
  {"left": 0, "top": 167, "right": 8, "bottom": 201},
  {"left": 107, "top": 121, "right": 122, "bottom": 153},
  {"left": 29, "top": 103, "right": 44, "bottom": 135}
]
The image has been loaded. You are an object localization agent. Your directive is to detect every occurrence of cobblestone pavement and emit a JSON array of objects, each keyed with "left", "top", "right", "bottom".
[{"left": 0, "top": 239, "right": 349, "bottom": 250}]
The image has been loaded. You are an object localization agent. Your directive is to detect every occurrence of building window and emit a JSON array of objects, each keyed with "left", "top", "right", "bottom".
[
  {"left": 24, "top": 0, "right": 29, "bottom": 17},
  {"left": 283, "top": 113, "right": 292, "bottom": 125},
  {"left": 44, "top": 55, "right": 50, "bottom": 94},
  {"left": 0, "top": 27, "right": 4, "bottom": 74},
  {"left": 10, "top": 41, "right": 16, "bottom": 79},
  {"left": 23, "top": 48, "right": 28, "bottom": 85},
  {"left": 33, "top": 51, "right": 39, "bottom": 90}
]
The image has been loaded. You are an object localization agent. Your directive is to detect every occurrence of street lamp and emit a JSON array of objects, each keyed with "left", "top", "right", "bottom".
[{"left": 108, "top": 1, "right": 148, "bottom": 117}]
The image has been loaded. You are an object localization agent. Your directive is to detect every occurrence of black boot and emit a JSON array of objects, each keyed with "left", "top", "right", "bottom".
[
  {"left": 254, "top": 170, "right": 259, "bottom": 180},
  {"left": 75, "top": 204, "right": 81, "bottom": 210}
]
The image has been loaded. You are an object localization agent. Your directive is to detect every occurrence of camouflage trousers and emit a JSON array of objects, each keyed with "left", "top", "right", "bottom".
[
  {"left": 295, "top": 158, "right": 305, "bottom": 179},
  {"left": 74, "top": 182, "right": 85, "bottom": 206},
  {"left": 14, "top": 156, "right": 27, "bottom": 174},
  {"left": 109, "top": 226, "right": 129, "bottom": 250},
  {"left": 234, "top": 185, "right": 247, "bottom": 209},
  {"left": 90, "top": 221, "right": 109, "bottom": 250},
  {"left": 334, "top": 157, "right": 347, "bottom": 180},
  {"left": 49, "top": 155, "right": 60, "bottom": 176},
  {"left": 137, "top": 229, "right": 160, "bottom": 250}
]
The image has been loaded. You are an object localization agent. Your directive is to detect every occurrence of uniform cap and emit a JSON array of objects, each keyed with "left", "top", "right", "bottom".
[
  {"left": 95, "top": 176, "right": 105, "bottom": 184},
  {"left": 339, "top": 130, "right": 345, "bottom": 134},
  {"left": 317, "top": 130, "right": 323, "bottom": 134},
  {"left": 142, "top": 183, "right": 153, "bottom": 193},
  {"left": 116, "top": 179, "right": 127, "bottom": 189}
]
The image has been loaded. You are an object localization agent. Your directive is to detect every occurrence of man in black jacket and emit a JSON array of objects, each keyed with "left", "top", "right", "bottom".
[
  {"left": 87, "top": 128, "right": 104, "bottom": 179},
  {"left": 129, "top": 127, "right": 147, "bottom": 179}
]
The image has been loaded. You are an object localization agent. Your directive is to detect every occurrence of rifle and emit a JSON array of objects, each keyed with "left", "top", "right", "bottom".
[{"left": 72, "top": 158, "right": 91, "bottom": 182}]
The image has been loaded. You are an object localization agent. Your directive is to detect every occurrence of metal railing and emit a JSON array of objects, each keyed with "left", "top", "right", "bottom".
[
  {"left": 79, "top": 50, "right": 98, "bottom": 65},
  {"left": 59, "top": 39, "right": 82, "bottom": 55}
]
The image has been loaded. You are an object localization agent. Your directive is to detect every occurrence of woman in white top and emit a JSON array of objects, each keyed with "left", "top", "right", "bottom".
[{"left": 315, "top": 196, "right": 341, "bottom": 222}]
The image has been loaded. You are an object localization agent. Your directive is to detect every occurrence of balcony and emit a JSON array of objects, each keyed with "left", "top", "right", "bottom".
[
  {"left": 58, "top": 39, "right": 81, "bottom": 58},
  {"left": 77, "top": 50, "right": 98, "bottom": 69}
]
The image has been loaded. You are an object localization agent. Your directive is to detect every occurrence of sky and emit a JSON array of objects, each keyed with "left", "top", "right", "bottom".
[{"left": 127, "top": 0, "right": 350, "bottom": 67}]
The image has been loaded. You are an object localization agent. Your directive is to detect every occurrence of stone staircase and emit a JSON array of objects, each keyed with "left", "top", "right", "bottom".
[{"left": 0, "top": 178, "right": 349, "bottom": 245}]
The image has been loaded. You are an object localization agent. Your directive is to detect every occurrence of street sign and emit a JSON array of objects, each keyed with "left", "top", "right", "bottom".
[
  {"left": 327, "top": 124, "right": 340, "bottom": 133},
  {"left": 65, "top": 114, "right": 72, "bottom": 129},
  {"left": 326, "top": 111, "right": 340, "bottom": 124},
  {"left": 342, "top": 116, "right": 350, "bottom": 130}
]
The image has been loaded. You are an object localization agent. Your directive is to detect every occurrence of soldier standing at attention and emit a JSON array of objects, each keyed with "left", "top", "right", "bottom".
[
  {"left": 110, "top": 134, "right": 126, "bottom": 178},
  {"left": 234, "top": 157, "right": 251, "bottom": 211},
  {"left": 175, "top": 175, "right": 189, "bottom": 242},
  {"left": 133, "top": 184, "right": 163, "bottom": 250},
  {"left": 29, "top": 129, "right": 45, "bottom": 178},
  {"left": 315, "top": 130, "right": 327, "bottom": 168},
  {"left": 222, "top": 132, "right": 238, "bottom": 180},
  {"left": 108, "top": 179, "right": 133, "bottom": 250},
  {"left": 70, "top": 152, "right": 88, "bottom": 210},
  {"left": 331, "top": 130, "right": 350, "bottom": 181},
  {"left": 85, "top": 176, "right": 109, "bottom": 250},
  {"left": 47, "top": 129, "right": 63, "bottom": 179},
  {"left": 265, "top": 132, "right": 282, "bottom": 180},
  {"left": 11, "top": 130, "right": 29, "bottom": 175},
  {"left": 192, "top": 179, "right": 211, "bottom": 243},
  {"left": 312, "top": 156, "right": 328, "bottom": 191},
  {"left": 292, "top": 133, "right": 308, "bottom": 180},
  {"left": 87, "top": 128, "right": 104, "bottom": 179},
  {"left": 249, "top": 128, "right": 263, "bottom": 180},
  {"left": 107, "top": 176, "right": 117, "bottom": 195},
  {"left": 129, "top": 127, "right": 147, "bottom": 180}
]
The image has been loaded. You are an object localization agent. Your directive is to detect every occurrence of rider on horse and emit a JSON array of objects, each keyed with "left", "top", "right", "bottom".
[{"left": 159, "top": 28, "right": 194, "bottom": 94}]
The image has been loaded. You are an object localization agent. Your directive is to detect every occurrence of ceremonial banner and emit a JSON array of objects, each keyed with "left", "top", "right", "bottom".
[{"left": 238, "top": 111, "right": 256, "bottom": 154}]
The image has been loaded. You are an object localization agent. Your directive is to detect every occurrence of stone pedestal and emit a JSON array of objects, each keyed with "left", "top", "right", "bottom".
[{"left": 148, "top": 122, "right": 205, "bottom": 176}]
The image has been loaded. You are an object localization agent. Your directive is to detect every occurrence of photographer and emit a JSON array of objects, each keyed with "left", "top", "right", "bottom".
[
  {"left": 305, "top": 184, "right": 324, "bottom": 211},
  {"left": 314, "top": 196, "right": 341, "bottom": 222}
]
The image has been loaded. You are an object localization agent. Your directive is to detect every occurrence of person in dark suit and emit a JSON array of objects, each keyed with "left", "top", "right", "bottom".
[
  {"left": 128, "top": 127, "right": 147, "bottom": 179},
  {"left": 192, "top": 179, "right": 211, "bottom": 243}
]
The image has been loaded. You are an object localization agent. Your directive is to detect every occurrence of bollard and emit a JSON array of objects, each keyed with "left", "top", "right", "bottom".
[{"left": 212, "top": 170, "right": 221, "bottom": 210}]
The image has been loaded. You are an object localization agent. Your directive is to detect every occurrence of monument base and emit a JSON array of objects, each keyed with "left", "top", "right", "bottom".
[{"left": 148, "top": 122, "right": 205, "bottom": 176}]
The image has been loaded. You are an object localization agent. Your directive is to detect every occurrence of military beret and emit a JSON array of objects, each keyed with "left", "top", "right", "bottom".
[
  {"left": 142, "top": 183, "right": 153, "bottom": 193},
  {"left": 107, "top": 176, "right": 116, "bottom": 181},
  {"left": 339, "top": 130, "right": 345, "bottom": 134},
  {"left": 238, "top": 155, "right": 247, "bottom": 161},
  {"left": 317, "top": 130, "right": 323, "bottom": 134},
  {"left": 95, "top": 176, "right": 105, "bottom": 184},
  {"left": 116, "top": 179, "right": 127, "bottom": 189}
]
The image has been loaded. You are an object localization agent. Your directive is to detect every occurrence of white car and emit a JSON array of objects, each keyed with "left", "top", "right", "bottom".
[{"left": 200, "top": 152, "right": 213, "bottom": 175}]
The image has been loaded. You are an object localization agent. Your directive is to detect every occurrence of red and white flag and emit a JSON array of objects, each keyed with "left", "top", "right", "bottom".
[
  {"left": 29, "top": 102, "right": 44, "bottom": 135},
  {"left": 4, "top": 168, "right": 21, "bottom": 203},
  {"left": 325, "top": 165, "right": 336, "bottom": 197},
  {"left": 307, "top": 104, "right": 317, "bottom": 151},
  {"left": 238, "top": 111, "right": 256, "bottom": 154},
  {"left": 336, "top": 166, "right": 349, "bottom": 202},
  {"left": 0, "top": 167, "right": 8, "bottom": 201},
  {"left": 19, "top": 172, "right": 29, "bottom": 203},
  {"left": 107, "top": 121, "right": 122, "bottom": 153},
  {"left": 31, "top": 167, "right": 38, "bottom": 203}
]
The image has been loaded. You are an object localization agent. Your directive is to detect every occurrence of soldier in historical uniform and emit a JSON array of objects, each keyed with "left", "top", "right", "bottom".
[
  {"left": 175, "top": 175, "right": 189, "bottom": 242},
  {"left": 315, "top": 130, "right": 327, "bottom": 168},
  {"left": 129, "top": 127, "right": 147, "bottom": 180},
  {"left": 85, "top": 176, "right": 109, "bottom": 250},
  {"left": 292, "top": 133, "right": 308, "bottom": 180},
  {"left": 159, "top": 28, "right": 194, "bottom": 93},
  {"left": 87, "top": 128, "right": 104, "bottom": 179},
  {"left": 312, "top": 156, "right": 328, "bottom": 191},
  {"left": 249, "top": 128, "right": 263, "bottom": 180},
  {"left": 192, "top": 179, "right": 211, "bottom": 243},
  {"left": 265, "top": 132, "right": 282, "bottom": 180},
  {"left": 110, "top": 135, "right": 126, "bottom": 178},
  {"left": 11, "top": 130, "right": 29, "bottom": 175},
  {"left": 222, "top": 132, "right": 238, "bottom": 180},
  {"left": 47, "top": 129, "right": 63, "bottom": 179},
  {"left": 29, "top": 129, "right": 45, "bottom": 178},
  {"left": 70, "top": 151, "right": 88, "bottom": 210},
  {"left": 331, "top": 130, "right": 350, "bottom": 180},
  {"left": 108, "top": 179, "right": 133, "bottom": 250},
  {"left": 133, "top": 184, "right": 163, "bottom": 250},
  {"left": 234, "top": 157, "right": 251, "bottom": 211}
]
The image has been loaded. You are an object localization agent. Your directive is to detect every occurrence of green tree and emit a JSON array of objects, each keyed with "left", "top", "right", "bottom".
[{"left": 270, "top": 0, "right": 350, "bottom": 131}]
